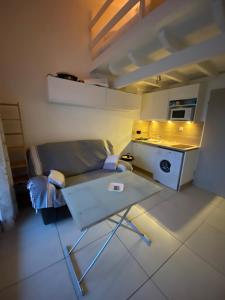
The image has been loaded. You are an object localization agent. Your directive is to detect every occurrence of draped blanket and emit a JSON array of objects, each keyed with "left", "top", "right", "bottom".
[{"left": 27, "top": 176, "right": 65, "bottom": 209}]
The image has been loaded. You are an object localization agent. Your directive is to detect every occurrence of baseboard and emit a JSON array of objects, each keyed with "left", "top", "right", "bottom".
[
  {"left": 179, "top": 180, "right": 193, "bottom": 191},
  {"left": 133, "top": 166, "right": 154, "bottom": 178}
]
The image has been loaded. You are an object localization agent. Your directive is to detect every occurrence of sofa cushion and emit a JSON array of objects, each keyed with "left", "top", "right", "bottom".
[
  {"left": 32, "top": 139, "right": 113, "bottom": 177},
  {"left": 65, "top": 169, "right": 115, "bottom": 187}
]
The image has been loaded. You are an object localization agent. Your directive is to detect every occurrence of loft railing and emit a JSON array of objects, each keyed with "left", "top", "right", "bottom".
[{"left": 90, "top": 0, "right": 165, "bottom": 58}]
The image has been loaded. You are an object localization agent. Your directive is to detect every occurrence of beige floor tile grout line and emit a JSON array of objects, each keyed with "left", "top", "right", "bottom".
[{"left": 124, "top": 193, "right": 225, "bottom": 299}]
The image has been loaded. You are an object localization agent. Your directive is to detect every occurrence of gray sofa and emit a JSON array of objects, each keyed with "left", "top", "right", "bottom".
[{"left": 27, "top": 139, "right": 131, "bottom": 224}]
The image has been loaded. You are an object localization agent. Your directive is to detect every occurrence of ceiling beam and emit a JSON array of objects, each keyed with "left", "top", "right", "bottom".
[
  {"left": 108, "top": 63, "right": 123, "bottom": 76},
  {"left": 211, "top": 0, "right": 225, "bottom": 32},
  {"left": 89, "top": 0, "right": 113, "bottom": 29},
  {"left": 195, "top": 61, "right": 218, "bottom": 76},
  {"left": 138, "top": 80, "right": 161, "bottom": 87},
  {"left": 91, "top": 0, "right": 139, "bottom": 48},
  {"left": 112, "top": 33, "right": 225, "bottom": 88},
  {"left": 157, "top": 28, "right": 185, "bottom": 53},
  {"left": 158, "top": 27, "right": 218, "bottom": 79},
  {"left": 139, "top": 0, "right": 146, "bottom": 18},
  {"left": 90, "top": 0, "right": 193, "bottom": 71},
  {"left": 127, "top": 50, "right": 151, "bottom": 66},
  {"left": 164, "top": 71, "right": 189, "bottom": 83}
]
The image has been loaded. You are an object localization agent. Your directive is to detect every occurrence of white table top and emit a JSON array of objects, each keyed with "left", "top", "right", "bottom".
[{"left": 62, "top": 171, "right": 162, "bottom": 231}]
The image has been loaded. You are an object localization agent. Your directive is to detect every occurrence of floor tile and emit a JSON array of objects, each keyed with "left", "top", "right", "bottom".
[
  {"left": 182, "top": 185, "right": 222, "bottom": 208},
  {"left": 56, "top": 216, "right": 112, "bottom": 251},
  {"left": 0, "top": 222, "right": 63, "bottom": 291},
  {"left": 206, "top": 208, "right": 225, "bottom": 234},
  {"left": 0, "top": 208, "right": 44, "bottom": 239},
  {"left": 129, "top": 279, "right": 167, "bottom": 300},
  {"left": 152, "top": 246, "right": 225, "bottom": 300},
  {"left": 186, "top": 222, "right": 225, "bottom": 275},
  {"left": 14, "top": 208, "right": 44, "bottom": 232},
  {"left": 71, "top": 235, "right": 148, "bottom": 300},
  {"left": 0, "top": 260, "right": 77, "bottom": 300},
  {"left": 158, "top": 187, "right": 178, "bottom": 200},
  {"left": 218, "top": 199, "right": 225, "bottom": 211},
  {"left": 149, "top": 191, "right": 216, "bottom": 242},
  {"left": 119, "top": 193, "right": 168, "bottom": 221},
  {"left": 116, "top": 212, "right": 181, "bottom": 277}
]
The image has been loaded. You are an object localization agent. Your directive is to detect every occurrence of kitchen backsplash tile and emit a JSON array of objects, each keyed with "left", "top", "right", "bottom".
[
  {"left": 132, "top": 120, "right": 149, "bottom": 139},
  {"left": 133, "top": 120, "right": 204, "bottom": 146}
]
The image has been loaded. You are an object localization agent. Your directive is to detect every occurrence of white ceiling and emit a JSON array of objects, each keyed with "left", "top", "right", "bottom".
[{"left": 89, "top": 0, "right": 225, "bottom": 94}]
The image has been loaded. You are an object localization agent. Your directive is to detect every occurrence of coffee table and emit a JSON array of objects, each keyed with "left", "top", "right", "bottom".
[{"left": 62, "top": 171, "right": 162, "bottom": 296}]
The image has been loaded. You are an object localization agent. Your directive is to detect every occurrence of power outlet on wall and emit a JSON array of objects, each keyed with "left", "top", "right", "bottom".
[{"left": 178, "top": 126, "right": 184, "bottom": 132}]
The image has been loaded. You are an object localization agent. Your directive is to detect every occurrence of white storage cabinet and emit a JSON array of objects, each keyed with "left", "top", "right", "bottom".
[
  {"left": 141, "top": 90, "right": 169, "bottom": 120},
  {"left": 141, "top": 83, "right": 206, "bottom": 121},
  {"left": 106, "top": 89, "right": 141, "bottom": 110},
  {"left": 47, "top": 75, "right": 141, "bottom": 111},
  {"left": 47, "top": 76, "right": 106, "bottom": 108},
  {"left": 132, "top": 142, "right": 156, "bottom": 173}
]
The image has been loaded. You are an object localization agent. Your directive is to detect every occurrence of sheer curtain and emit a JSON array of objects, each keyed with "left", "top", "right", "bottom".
[{"left": 0, "top": 115, "right": 17, "bottom": 229}]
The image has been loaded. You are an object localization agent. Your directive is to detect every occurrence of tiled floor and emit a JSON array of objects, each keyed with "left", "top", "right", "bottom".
[{"left": 1, "top": 175, "right": 225, "bottom": 300}]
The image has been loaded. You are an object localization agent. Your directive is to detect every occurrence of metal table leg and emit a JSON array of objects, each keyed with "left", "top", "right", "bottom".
[
  {"left": 124, "top": 217, "right": 151, "bottom": 245},
  {"left": 109, "top": 215, "right": 151, "bottom": 245},
  {"left": 64, "top": 205, "right": 150, "bottom": 296}
]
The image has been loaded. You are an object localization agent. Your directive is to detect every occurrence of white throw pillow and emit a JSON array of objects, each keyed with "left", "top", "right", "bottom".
[
  {"left": 48, "top": 170, "right": 65, "bottom": 188},
  {"left": 103, "top": 155, "right": 119, "bottom": 171}
]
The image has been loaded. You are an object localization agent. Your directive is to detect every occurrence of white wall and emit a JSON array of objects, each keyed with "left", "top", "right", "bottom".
[{"left": 0, "top": 0, "right": 138, "bottom": 154}]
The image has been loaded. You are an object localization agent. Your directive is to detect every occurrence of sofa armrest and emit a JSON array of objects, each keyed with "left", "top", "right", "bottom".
[
  {"left": 27, "top": 176, "right": 64, "bottom": 210},
  {"left": 117, "top": 160, "right": 133, "bottom": 172}
]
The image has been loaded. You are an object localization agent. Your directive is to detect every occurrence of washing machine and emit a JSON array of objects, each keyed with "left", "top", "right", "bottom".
[{"left": 153, "top": 147, "right": 184, "bottom": 190}]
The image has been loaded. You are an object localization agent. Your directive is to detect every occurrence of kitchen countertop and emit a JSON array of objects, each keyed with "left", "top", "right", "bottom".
[{"left": 132, "top": 139, "right": 200, "bottom": 152}]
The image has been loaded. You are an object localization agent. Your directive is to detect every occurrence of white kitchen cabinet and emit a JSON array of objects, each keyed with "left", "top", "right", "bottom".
[
  {"left": 141, "top": 83, "right": 206, "bottom": 121},
  {"left": 179, "top": 149, "right": 199, "bottom": 186},
  {"left": 47, "top": 75, "right": 140, "bottom": 111},
  {"left": 106, "top": 88, "right": 141, "bottom": 111},
  {"left": 141, "top": 90, "right": 169, "bottom": 120},
  {"left": 168, "top": 84, "right": 200, "bottom": 101},
  {"left": 132, "top": 142, "right": 156, "bottom": 173},
  {"left": 47, "top": 75, "right": 106, "bottom": 108},
  {"left": 132, "top": 141, "right": 200, "bottom": 190},
  {"left": 168, "top": 83, "right": 206, "bottom": 122}
]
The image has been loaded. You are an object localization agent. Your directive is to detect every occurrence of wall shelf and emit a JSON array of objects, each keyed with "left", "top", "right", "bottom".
[{"left": 47, "top": 75, "right": 141, "bottom": 111}]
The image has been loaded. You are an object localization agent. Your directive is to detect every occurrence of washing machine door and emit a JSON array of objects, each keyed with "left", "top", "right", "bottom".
[
  {"left": 153, "top": 148, "right": 183, "bottom": 190},
  {"left": 160, "top": 159, "right": 171, "bottom": 173}
]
